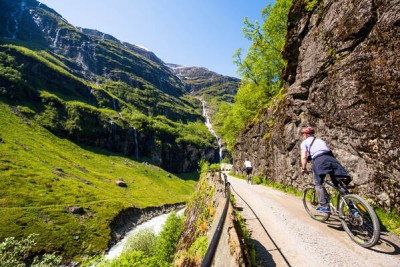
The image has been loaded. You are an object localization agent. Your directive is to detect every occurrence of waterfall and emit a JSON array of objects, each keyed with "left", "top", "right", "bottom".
[
  {"left": 133, "top": 128, "right": 139, "bottom": 159},
  {"left": 76, "top": 51, "right": 89, "bottom": 71},
  {"left": 53, "top": 28, "right": 60, "bottom": 47},
  {"left": 201, "top": 100, "right": 222, "bottom": 162}
]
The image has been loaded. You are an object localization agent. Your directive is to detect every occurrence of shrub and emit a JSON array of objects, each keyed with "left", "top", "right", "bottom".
[
  {"left": 154, "top": 211, "right": 184, "bottom": 265},
  {"left": 122, "top": 228, "right": 157, "bottom": 255},
  {"left": 0, "top": 234, "right": 62, "bottom": 267}
]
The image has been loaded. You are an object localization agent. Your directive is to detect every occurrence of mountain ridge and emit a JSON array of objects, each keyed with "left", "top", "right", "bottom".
[{"left": 0, "top": 0, "right": 241, "bottom": 173}]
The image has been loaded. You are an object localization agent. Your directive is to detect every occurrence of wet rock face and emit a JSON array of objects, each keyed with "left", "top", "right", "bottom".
[{"left": 234, "top": 0, "right": 399, "bottom": 211}]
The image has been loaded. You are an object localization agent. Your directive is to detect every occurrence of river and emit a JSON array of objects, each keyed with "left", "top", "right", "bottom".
[{"left": 105, "top": 209, "right": 185, "bottom": 260}]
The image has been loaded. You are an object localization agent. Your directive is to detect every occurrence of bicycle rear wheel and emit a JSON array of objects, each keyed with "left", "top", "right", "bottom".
[
  {"left": 339, "top": 194, "right": 380, "bottom": 248},
  {"left": 302, "top": 187, "right": 330, "bottom": 222}
]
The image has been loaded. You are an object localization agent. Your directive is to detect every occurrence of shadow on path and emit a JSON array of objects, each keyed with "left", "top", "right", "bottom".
[{"left": 251, "top": 239, "right": 276, "bottom": 267}]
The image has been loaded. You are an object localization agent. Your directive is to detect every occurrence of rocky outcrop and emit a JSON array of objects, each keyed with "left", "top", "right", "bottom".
[
  {"left": 233, "top": 0, "right": 399, "bottom": 211},
  {"left": 168, "top": 64, "right": 240, "bottom": 100}
]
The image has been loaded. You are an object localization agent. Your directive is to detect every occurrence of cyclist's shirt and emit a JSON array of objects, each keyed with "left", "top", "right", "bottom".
[{"left": 300, "top": 136, "right": 331, "bottom": 159}]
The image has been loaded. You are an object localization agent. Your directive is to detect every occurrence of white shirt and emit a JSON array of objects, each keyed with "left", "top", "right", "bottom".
[
  {"left": 245, "top": 160, "right": 252, "bottom": 168},
  {"left": 300, "top": 136, "right": 330, "bottom": 159}
]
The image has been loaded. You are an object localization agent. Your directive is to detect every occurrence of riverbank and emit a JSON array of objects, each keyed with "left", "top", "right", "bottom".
[{"left": 108, "top": 203, "right": 186, "bottom": 249}]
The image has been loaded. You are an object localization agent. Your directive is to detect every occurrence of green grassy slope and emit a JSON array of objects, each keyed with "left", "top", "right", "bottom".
[{"left": 0, "top": 101, "right": 197, "bottom": 260}]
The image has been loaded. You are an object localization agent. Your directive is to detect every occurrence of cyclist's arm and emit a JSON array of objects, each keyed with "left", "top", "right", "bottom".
[{"left": 301, "top": 149, "right": 308, "bottom": 170}]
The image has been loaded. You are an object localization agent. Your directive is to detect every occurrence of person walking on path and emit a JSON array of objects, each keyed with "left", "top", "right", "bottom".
[{"left": 300, "top": 127, "right": 351, "bottom": 213}]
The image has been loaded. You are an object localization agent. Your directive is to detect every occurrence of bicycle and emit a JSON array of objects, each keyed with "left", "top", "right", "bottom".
[
  {"left": 246, "top": 172, "right": 253, "bottom": 184},
  {"left": 302, "top": 175, "right": 380, "bottom": 248}
]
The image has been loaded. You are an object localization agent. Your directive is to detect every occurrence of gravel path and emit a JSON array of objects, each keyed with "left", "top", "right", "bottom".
[{"left": 227, "top": 174, "right": 400, "bottom": 267}]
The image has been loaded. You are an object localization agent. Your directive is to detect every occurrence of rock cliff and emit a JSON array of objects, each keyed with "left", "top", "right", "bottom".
[{"left": 233, "top": 0, "right": 399, "bottom": 211}]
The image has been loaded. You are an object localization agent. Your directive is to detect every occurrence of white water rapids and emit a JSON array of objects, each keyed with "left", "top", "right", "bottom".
[{"left": 104, "top": 209, "right": 184, "bottom": 260}]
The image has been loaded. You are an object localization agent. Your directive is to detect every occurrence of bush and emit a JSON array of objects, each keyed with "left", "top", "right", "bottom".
[
  {"left": 0, "top": 234, "right": 62, "bottom": 267},
  {"left": 154, "top": 211, "right": 184, "bottom": 265},
  {"left": 122, "top": 228, "right": 156, "bottom": 255},
  {"left": 90, "top": 212, "right": 184, "bottom": 267}
]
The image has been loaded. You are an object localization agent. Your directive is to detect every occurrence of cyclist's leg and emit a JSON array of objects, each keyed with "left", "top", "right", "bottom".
[
  {"left": 312, "top": 163, "right": 327, "bottom": 207},
  {"left": 312, "top": 158, "right": 328, "bottom": 207},
  {"left": 315, "top": 177, "right": 327, "bottom": 206}
]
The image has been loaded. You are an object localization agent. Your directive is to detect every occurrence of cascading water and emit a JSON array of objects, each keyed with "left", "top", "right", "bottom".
[
  {"left": 53, "top": 28, "right": 60, "bottom": 47},
  {"left": 201, "top": 100, "right": 222, "bottom": 162}
]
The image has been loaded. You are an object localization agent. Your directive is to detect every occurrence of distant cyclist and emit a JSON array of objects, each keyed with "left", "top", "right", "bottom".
[
  {"left": 300, "top": 127, "right": 351, "bottom": 213},
  {"left": 244, "top": 159, "right": 253, "bottom": 184}
]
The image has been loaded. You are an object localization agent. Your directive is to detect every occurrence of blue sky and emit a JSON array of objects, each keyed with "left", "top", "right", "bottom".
[{"left": 38, "top": 0, "right": 275, "bottom": 78}]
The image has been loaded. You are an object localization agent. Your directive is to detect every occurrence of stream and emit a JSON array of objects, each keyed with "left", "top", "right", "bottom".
[{"left": 105, "top": 209, "right": 185, "bottom": 260}]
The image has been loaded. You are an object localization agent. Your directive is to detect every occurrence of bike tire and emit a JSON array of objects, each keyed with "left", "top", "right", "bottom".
[
  {"left": 339, "top": 194, "right": 380, "bottom": 248},
  {"left": 302, "top": 187, "right": 330, "bottom": 222}
]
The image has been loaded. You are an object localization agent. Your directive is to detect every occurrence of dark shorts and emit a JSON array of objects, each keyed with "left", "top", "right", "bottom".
[
  {"left": 246, "top": 167, "right": 253, "bottom": 175},
  {"left": 312, "top": 154, "right": 350, "bottom": 185}
]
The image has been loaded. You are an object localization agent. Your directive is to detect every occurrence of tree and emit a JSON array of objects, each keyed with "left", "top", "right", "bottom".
[{"left": 222, "top": 0, "right": 292, "bottom": 152}]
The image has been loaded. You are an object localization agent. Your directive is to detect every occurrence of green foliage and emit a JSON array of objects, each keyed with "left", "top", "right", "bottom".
[
  {"left": 153, "top": 211, "right": 184, "bottom": 265},
  {"left": 122, "top": 228, "right": 157, "bottom": 256},
  {"left": 222, "top": 0, "right": 292, "bottom": 151},
  {"left": 198, "top": 159, "right": 210, "bottom": 174},
  {"left": 0, "top": 102, "right": 196, "bottom": 261},
  {"left": 188, "top": 236, "right": 208, "bottom": 259},
  {"left": 0, "top": 234, "right": 62, "bottom": 267},
  {"left": 92, "top": 212, "right": 184, "bottom": 267},
  {"left": 209, "top": 163, "right": 221, "bottom": 172},
  {"left": 375, "top": 208, "right": 400, "bottom": 235},
  {"left": 305, "top": 0, "right": 321, "bottom": 12}
]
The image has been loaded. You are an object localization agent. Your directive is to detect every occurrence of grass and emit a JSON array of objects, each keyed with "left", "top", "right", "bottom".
[{"left": 0, "top": 101, "right": 197, "bottom": 261}]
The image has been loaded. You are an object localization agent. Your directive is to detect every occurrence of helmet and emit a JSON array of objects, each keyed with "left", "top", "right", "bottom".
[{"left": 301, "top": 127, "right": 315, "bottom": 134}]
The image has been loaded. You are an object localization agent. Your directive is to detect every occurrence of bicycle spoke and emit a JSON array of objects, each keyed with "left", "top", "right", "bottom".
[
  {"left": 340, "top": 195, "right": 380, "bottom": 247},
  {"left": 303, "top": 187, "right": 330, "bottom": 222}
]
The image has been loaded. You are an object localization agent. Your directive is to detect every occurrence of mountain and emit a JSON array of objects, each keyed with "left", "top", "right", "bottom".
[
  {"left": 0, "top": 0, "right": 237, "bottom": 173},
  {"left": 0, "top": 0, "right": 241, "bottom": 262},
  {"left": 169, "top": 64, "right": 241, "bottom": 161},
  {"left": 168, "top": 64, "right": 240, "bottom": 103},
  {"left": 233, "top": 0, "right": 399, "bottom": 211}
]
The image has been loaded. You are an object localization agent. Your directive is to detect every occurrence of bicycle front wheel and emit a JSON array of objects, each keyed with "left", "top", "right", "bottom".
[
  {"left": 302, "top": 187, "right": 330, "bottom": 222},
  {"left": 339, "top": 194, "right": 380, "bottom": 248}
]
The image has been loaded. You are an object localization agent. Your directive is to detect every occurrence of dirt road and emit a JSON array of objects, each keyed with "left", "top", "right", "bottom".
[{"left": 227, "top": 175, "right": 400, "bottom": 267}]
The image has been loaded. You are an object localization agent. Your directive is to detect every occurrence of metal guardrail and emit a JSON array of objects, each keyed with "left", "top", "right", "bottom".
[{"left": 200, "top": 173, "right": 230, "bottom": 267}]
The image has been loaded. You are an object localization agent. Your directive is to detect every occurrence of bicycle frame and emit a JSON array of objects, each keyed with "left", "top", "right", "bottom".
[
  {"left": 303, "top": 175, "right": 381, "bottom": 247},
  {"left": 323, "top": 179, "right": 352, "bottom": 219}
]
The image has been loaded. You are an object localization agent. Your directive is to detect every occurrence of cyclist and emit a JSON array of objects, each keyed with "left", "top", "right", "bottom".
[
  {"left": 244, "top": 159, "right": 253, "bottom": 184},
  {"left": 300, "top": 127, "right": 351, "bottom": 213}
]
